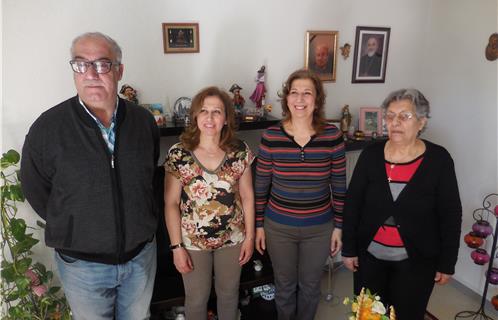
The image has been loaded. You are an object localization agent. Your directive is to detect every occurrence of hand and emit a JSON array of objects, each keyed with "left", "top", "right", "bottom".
[
  {"left": 330, "top": 228, "right": 343, "bottom": 257},
  {"left": 434, "top": 272, "right": 452, "bottom": 285},
  {"left": 255, "top": 228, "right": 266, "bottom": 255},
  {"left": 172, "top": 248, "right": 193, "bottom": 274},
  {"left": 239, "top": 238, "right": 254, "bottom": 266},
  {"left": 342, "top": 256, "right": 359, "bottom": 272}
]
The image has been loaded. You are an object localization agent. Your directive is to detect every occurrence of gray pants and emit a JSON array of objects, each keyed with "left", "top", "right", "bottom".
[
  {"left": 265, "top": 218, "right": 332, "bottom": 320},
  {"left": 182, "top": 244, "right": 242, "bottom": 320}
]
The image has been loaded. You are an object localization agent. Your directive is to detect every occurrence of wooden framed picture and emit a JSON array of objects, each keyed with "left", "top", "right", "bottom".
[
  {"left": 305, "top": 31, "right": 338, "bottom": 82},
  {"left": 359, "top": 107, "right": 382, "bottom": 136},
  {"left": 352, "top": 26, "right": 390, "bottom": 83},
  {"left": 162, "top": 23, "right": 200, "bottom": 53}
]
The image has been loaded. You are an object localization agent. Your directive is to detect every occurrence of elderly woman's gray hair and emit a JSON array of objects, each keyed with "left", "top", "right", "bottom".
[
  {"left": 70, "top": 32, "right": 122, "bottom": 63},
  {"left": 380, "top": 88, "right": 431, "bottom": 119}
]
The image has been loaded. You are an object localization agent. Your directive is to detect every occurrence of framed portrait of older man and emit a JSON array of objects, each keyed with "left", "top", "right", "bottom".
[
  {"left": 305, "top": 31, "right": 338, "bottom": 82},
  {"left": 352, "top": 26, "right": 390, "bottom": 83}
]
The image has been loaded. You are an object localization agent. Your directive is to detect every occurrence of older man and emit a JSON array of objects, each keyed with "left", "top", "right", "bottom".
[
  {"left": 309, "top": 43, "right": 334, "bottom": 75},
  {"left": 20, "top": 32, "right": 159, "bottom": 320},
  {"left": 359, "top": 36, "right": 382, "bottom": 77}
]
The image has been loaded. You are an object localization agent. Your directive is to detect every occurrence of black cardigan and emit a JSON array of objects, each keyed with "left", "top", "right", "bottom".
[
  {"left": 342, "top": 140, "right": 462, "bottom": 274},
  {"left": 21, "top": 96, "right": 160, "bottom": 264}
]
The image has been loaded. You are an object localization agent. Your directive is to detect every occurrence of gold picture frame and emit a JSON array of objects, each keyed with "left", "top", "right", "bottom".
[
  {"left": 305, "top": 31, "right": 339, "bottom": 82},
  {"left": 162, "top": 23, "right": 200, "bottom": 54}
]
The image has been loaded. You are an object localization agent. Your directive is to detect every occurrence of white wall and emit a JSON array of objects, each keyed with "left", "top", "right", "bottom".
[
  {"left": 3, "top": 0, "right": 430, "bottom": 152},
  {"left": 2, "top": 0, "right": 498, "bottom": 300},
  {"left": 420, "top": 0, "right": 498, "bottom": 300}
]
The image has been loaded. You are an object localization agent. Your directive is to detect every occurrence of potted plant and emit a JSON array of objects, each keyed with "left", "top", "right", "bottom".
[{"left": 1, "top": 150, "right": 70, "bottom": 319}]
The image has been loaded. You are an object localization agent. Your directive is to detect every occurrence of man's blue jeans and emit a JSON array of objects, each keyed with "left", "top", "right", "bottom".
[{"left": 55, "top": 239, "right": 157, "bottom": 320}]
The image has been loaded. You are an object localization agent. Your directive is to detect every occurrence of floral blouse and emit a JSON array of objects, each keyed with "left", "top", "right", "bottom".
[{"left": 165, "top": 141, "right": 254, "bottom": 250}]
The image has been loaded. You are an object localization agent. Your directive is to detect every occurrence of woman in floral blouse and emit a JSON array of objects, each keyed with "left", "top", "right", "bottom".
[{"left": 164, "top": 86, "right": 255, "bottom": 320}]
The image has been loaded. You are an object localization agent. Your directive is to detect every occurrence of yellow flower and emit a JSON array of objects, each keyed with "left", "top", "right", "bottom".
[
  {"left": 343, "top": 297, "right": 350, "bottom": 305},
  {"left": 348, "top": 316, "right": 356, "bottom": 320},
  {"left": 352, "top": 302, "right": 359, "bottom": 312}
]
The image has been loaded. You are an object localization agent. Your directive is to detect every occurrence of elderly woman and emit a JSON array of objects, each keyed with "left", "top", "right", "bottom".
[
  {"left": 164, "top": 87, "right": 254, "bottom": 320},
  {"left": 342, "top": 89, "right": 462, "bottom": 320},
  {"left": 255, "top": 69, "right": 346, "bottom": 320}
]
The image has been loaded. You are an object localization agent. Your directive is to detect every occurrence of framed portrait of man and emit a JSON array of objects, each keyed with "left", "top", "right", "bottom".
[
  {"left": 162, "top": 23, "right": 200, "bottom": 53},
  {"left": 305, "top": 31, "right": 338, "bottom": 82},
  {"left": 352, "top": 26, "right": 390, "bottom": 83}
]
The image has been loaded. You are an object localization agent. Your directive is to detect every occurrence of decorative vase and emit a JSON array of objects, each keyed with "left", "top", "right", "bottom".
[
  {"left": 464, "top": 232, "right": 484, "bottom": 249},
  {"left": 492, "top": 295, "right": 498, "bottom": 310},
  {"left": 472, "top": 220, "right": 493, "bottom": 238},
  {"left": 470, "top": 248, "right": 490, "bottom": 265},
  {"left": 486, "top": 267, "right": 498, "bottom": 285}
]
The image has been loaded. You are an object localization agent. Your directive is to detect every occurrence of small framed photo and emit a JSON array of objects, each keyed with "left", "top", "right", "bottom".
[
  {"left": 305, "top": 31, "right": 338, "bottom": 82},
  {"left": 162, "top": 23, "right": 200, "bottom": 53},
  {"left": 359, "top": 107, "right": 382, "bottom": 136},
  {"left": 352, "top": 26, "right": 390, "bottom": 83}
]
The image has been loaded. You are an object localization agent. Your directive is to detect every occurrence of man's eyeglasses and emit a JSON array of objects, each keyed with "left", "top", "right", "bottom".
[
  {"left": 69, "top": 60, "right": 120, "bottom": 74},
  {"left": 385, "top": 111, "right": 415, "bottom": 122}
]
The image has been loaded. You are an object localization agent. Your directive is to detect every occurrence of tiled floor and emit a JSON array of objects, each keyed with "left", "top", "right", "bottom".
[{"left": 314, "top": 264, "right": 497, "bottom": 320}]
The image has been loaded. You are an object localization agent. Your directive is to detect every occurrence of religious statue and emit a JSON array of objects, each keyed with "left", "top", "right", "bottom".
[{"left": 340, "top": 105, "right": 352, "bottom": 134}]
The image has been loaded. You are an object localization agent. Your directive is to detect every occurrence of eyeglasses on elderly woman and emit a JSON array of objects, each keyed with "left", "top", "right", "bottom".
[{"left": 384, "top": 111, "right": 417, "bottom": 122}]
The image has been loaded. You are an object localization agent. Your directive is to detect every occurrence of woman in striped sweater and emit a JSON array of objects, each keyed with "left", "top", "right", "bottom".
[{"left": 255, "top": 69, "right": 346, "bottom": 320}]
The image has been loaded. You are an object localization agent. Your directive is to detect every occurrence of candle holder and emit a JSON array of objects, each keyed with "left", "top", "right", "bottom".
[{"left": 455, "top": 193, "right": 498, "bottom": 320}]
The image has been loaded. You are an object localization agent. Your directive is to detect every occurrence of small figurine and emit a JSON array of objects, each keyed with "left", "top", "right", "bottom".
[
  {"left": 340, "top": 105, "right": 352, "bottom": 134},
  {"left": 340, "top": 43, "right": 352, "bottom": 59},
  {"left": 229, "top": 83, "right": 245, "bottom": 111},
  {"left": 485, "top": 33, "right": 498, "bottom": 61},
  {"left": 250, "top": 66, "right": 266, "bottom": 109},
  {"left": 119, "top": 84, "right": 138, "bottom": 104}
]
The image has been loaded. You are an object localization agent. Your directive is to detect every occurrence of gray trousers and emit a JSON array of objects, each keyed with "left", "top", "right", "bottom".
[
  {"left": 182, "top": 244, "right": 242, "bottom": 320},
  {"left": 265, "top": 218, "right": 332, "bottom": 320}
]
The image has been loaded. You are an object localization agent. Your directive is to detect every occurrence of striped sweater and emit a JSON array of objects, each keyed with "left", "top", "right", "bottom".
[{"left": 255, "top": 124, "right": 346, "bottom": 228}]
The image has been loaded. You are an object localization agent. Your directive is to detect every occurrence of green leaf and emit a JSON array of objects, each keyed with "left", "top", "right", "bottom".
[
  {"left": 41, "top": 296, "right": 52, "bottom": 305},
  {"left": 5, "top": 291, "right": 19, "bottom": 302},
  {"left": 36, "top": 220, "right": 46, "bottom": 229},
  {"left": 16, "top": 257, "right": 32, "bottom": 274},
  {"left": 2, "top": 185, "right": 25, "bottom": 202},
  {"left": 1, "top": 264, "right": 16, "bottom": 282},
  {"left": 8, "top": 305, "right": 23, "bottom": 318},
  {"left": 1, "top": 150, "right": 20, "bottom": 169},
  {"left": 8, "top": 185, "right": 24, "bottom": 202},
  {"left": 14, "top": 275, "right": 30, "bottom": 291},
  {"left": 1, "top": 185, "right": 11, "bottom": 200},
  {"left": 33, "top": 262, "right": 46, "bottom": 274},
  {"left": 48, "top": 286, "right": 61, "bottom": 295},
  {"left": 11, "top": 218, "right": 27, "bottom": 241},
  {"left": 12, "top": 236, "right": 39, "bottom": 255}
]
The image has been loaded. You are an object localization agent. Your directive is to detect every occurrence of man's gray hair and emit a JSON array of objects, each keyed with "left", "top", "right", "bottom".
[
  {"left": 70, "top": 32, "right": 122, "bottom": 63},
  {"left": 380, "top": 88, "right": 431, "bottom": 119}
]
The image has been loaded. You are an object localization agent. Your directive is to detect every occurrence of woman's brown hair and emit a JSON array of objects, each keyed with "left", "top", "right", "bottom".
[
  {"left": 281, "top": 69, "right": 327, "bottom": 134},
  {"left": 180, "top": 86, "right": 238, "bottom": 152}
]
